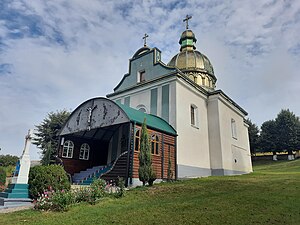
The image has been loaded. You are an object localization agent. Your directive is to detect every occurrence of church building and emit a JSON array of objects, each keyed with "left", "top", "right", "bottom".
[{"left": 58, "top": 17, "right": 252, "bottom": 186}]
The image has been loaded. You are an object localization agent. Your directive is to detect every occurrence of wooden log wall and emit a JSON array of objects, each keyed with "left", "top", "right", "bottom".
[{"left": 132, "top": 125, "right": 176, "bottom": 180}]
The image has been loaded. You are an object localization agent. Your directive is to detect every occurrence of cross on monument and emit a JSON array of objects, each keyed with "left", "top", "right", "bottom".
[
  {"left": 183, "top": 15, "right": 192, "bottom": 30},
  {"left": 143, "top": 33, "right": 149, "bottom": 47}
]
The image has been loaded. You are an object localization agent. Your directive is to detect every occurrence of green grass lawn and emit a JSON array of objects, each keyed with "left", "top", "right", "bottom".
[{"left": 1, "top": 160, "right": 300, "bottom": 225}]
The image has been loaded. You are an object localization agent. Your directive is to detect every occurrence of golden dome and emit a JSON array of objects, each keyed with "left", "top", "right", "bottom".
[
  {"left": 168, "top": 29, "right": 216, "bottom": 90},
  {"left": 168, "top": 50, "right": 214, "bottom": 75}
]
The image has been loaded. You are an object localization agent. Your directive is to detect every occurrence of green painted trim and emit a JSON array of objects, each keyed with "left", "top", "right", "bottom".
[
  {"left": 150, "top": 88, "right": 158, "bottom": 115},
  {"left": 124, "top": 96, "right": 130, "bottom": 106},
  {"left": 162, "top": 84, "right": 170, "bottom": 123},
  {"left": 116, "top": 102, "right": 176, "bottom": 136}
]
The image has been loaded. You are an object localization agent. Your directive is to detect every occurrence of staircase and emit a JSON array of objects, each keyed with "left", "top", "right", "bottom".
[
  {"left": 72, "top": 164, "right": 112, "bottom": 185},
  {"left": 0, "top": 184, "right": 29, "bottom": 198},
  {"left": 101, "top": 151, "right": 128, "bottom": 182}
]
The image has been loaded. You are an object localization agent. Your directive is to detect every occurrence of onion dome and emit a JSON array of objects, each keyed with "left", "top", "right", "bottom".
[{"left": 168, "top": 29, "right": 216, "bottom": 90}]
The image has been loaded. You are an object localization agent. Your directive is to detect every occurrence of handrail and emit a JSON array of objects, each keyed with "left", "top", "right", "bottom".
[{"left": 100, "top": 151, "right": 128, "bottom": 177}]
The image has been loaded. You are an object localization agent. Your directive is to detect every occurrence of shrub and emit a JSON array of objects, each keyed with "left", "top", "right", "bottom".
[
  {"left": 73, "top": 187, "right": 92, "bottom": 203},
  {"left": 50, "top": 190, "right": 74, "bottom": 211},
  {"left": 0, "top": 167, "right": 6, "bottom": 185},
  {"left": 115, "top": 177, "right": 125, "bottom": 198},
  {"left": 34, "top": 188, "right": 75, "bottom": 211},
  {"left": 29, "top": 165, "right": 70, "bottom": 199},
  {"left": 148, "top": 169, "right": 156, "bottom": 186},
  {"left": 89, "top": 178, "right": 106, "bottom": 204}
]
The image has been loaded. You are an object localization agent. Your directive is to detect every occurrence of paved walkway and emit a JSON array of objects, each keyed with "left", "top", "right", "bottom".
[{"left": 0, "top": 204, "right": 33, "bottom": 213}]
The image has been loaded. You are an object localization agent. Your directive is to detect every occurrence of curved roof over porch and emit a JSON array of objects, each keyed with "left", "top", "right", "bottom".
[{"left": 59, "top": 97, "right": 176, "bottom": 136}]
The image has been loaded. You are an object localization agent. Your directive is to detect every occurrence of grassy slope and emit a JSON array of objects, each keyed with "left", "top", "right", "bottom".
[{"left": 1, "top": 160, "right": 300, "bottom": 225}]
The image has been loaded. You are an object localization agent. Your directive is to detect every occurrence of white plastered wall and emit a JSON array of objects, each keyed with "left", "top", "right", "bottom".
[
  {"left": 175, "top": 79, "right": 211, "bottom": 174},
  {"left": 208, "top": 94, "right": 252, "bottom": 174}
]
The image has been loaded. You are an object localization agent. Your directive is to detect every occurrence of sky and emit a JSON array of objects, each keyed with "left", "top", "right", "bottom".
[{"left": 0, "top": 0, "right": 299, "bottom": 160}]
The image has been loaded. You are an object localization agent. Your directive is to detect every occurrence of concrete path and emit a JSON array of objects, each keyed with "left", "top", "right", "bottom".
[
  {"left": 0, "top": 198, "right": 33, "bottom": 214},
  {"left": 0, "top": 204, "right": 33, "bottom": 213}
]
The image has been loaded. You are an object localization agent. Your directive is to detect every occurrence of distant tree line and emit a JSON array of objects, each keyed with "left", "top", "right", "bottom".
[
  {"left": 247, "top": 109, "right": 300, "bottom": 155},
  {"left": 0, "top": 154, "right": 19, "bottom": 167}
]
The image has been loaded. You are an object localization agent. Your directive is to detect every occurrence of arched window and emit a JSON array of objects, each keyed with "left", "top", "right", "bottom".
[
  {"left": 136, "top": 104, "right": 148, "bottom": 113},
  {"left": 138, "top": 108, "right": 146, "bottom": 113},
  {"left": 135, "top": 129, "right": 140, "bottom": 151},
  {"left": 202, "top": 76, "right": 206, "bottom": 85},
  {"left": 208, "top": 78, "right": 212, "bottom": 87},
  {"left": 151, "top": 134, "right": 160, "bottom": 155},
  {"left": 62, "top": 140, "right": 74, "bottom": 158},
  {"left": 79, "top": 143, "right": 90, "bottom": 160}
]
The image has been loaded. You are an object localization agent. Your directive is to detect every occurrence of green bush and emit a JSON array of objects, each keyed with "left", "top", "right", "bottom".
[
  {"left": 0, "top": 167, "right": 6, "bottom": 185},
  {"left": 115, "top": 177, "right": 125, "bottom": 198},
  {"left": 28, "top": 165, "right": 70, "bottom": 199},
  {"left": 148, "top": 169, "right": 156, "bottom": 186},
  {"left": 73, "top": 187, "right": 92, "bottom": 203},
  {"left": 50, "top": 190, "right": 75, "bottom": 211},
  {"left": 89, "top": 178, "right": 106, "bottom": 204},
  {"left": 34, "top": 189, "right": 75, "bottom": 211}
]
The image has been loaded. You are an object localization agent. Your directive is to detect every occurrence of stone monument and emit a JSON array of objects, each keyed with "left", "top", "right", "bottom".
[{"left": 0, "top": 130, "right": 33, "bottom": 208}]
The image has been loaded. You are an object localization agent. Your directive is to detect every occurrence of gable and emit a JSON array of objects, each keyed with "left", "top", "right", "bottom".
[
  {"left": 60, "top": 98, "right": 130, "bottom": 136},
  {"left": 113, "top": 47, "right": 176, "bottom": 92}
]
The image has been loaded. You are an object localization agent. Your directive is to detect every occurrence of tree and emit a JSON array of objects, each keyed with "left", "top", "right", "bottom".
[
  {"left": 33, "top": 110, "right": 70, "bottom": 165},
  {"left": 0, "top": 154, "right": 19, "bottom": 167},
  {"left": 138, "top": 118, "right": 156, "bottom": 186},
  {"left": 246, "top": 118, "right": 260, "bottom": 155},
  {"left": 258, "top": 109, "right": 300, "bottom": 155},
  {"left": 274, "top": 109, "right": 300, "bottom": 154},
  {"left": 258, "top": 120, "right": 277, "bottom": 153}
]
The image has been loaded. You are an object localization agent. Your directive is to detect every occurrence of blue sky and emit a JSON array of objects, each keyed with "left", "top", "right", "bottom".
[{"left": 0, "top": 0, "right": 300, "bottom": 159}]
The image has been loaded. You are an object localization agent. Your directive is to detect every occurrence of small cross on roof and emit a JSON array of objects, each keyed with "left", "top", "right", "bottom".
[{"left": 143, "top": 33, "right": 149, "bottom": 47}]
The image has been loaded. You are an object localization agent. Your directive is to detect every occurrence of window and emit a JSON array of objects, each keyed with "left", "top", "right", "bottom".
[
  {"left": 202, "top": 76, "right": 206, "bottom": 85},
  {"left": 190, "top": 104, "right": 200, "bottom": 127},
  {"left": 79, "top": 143, "right": 90, "bottom": 160},
  {"left": 151, "top": 134, "right": 160, "bottom": 155},
  {"left": 134, "top": 129, "right": 140, "bottom": 151},
  {"left": 138, "top": 108, "right": 146, "bottom": 113},
  {"left": 191, "top": 105, "right": 195, "bottom": 126},
  {"left": 139, "top": 70, "right": 145, "bottom": 82},
  {"left": 231, "top": 119, "right": 237, "bottom": 139},
  {"left": 136, "top": 104, "right": 147, "bottom": 113},
  {"left": 62, "top": 140, "right": 74, "bottom": 158}
]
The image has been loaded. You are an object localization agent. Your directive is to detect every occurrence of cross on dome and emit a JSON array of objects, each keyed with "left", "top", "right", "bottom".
[{"left": 183, "top": 15, "right": 192, "bottom": 30}]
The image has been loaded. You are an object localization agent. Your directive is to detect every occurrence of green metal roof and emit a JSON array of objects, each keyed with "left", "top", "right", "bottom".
[{"left": 116, "top": 103, "right": 177, "bottom": 136}]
